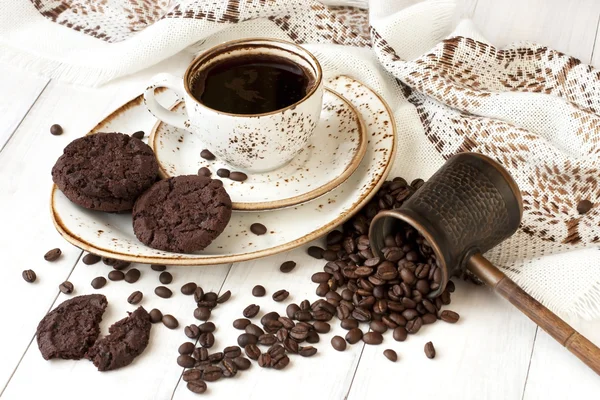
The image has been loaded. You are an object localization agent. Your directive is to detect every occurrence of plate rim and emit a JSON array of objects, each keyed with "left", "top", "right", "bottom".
[
  {"left": 149, "top": 87, "right": 368, "bottom": 211},
  {"left": 50, "top": 75, "right": 397, "bottom": 265}
]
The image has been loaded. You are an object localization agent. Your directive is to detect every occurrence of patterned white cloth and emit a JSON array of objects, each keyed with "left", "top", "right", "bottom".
[{"left": 2, "top": 0, "right": 599, "bottom": 318}]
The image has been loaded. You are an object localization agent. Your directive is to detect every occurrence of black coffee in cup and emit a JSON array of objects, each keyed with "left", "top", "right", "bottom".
[{"left": 190, "top": 54, "right": 312, "bottom": 115}]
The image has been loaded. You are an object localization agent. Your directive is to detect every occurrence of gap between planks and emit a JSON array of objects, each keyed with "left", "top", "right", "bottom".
[{"left": 520, "top": 327, "right": 539, "bottom": 400}]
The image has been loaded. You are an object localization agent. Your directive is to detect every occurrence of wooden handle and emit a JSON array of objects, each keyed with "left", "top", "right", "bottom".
[{"left": 467, "top": 253, "right": 600, "bottom": 375}]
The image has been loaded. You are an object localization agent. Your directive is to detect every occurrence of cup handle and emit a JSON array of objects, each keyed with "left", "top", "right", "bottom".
[{"left": 144, "top": 73, "right": 190, "bottom": 130}]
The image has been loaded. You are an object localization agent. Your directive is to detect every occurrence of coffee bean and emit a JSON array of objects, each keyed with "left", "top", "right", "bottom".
[
  {"left": 202, "top": 365, "right": 223, "bottom": 382},
  {"left": 193, "top": 286, "right": 205, "bottom": 303},
  {"left": 340, "top": 318, "right": 358, "bottom": 330},
  {"left": 179, "top": 342, "right": 195, "bottom": 355},
  {"left": 151, "top": 264, "right": 166, "bottom": 271},
  {"left": 322, "top": 250, "right": 337, "bottom": 261},
  {"left": 59, "top": 281, "right": 74, "bottom": 294},
  {"left": 422, "top": 313, "right": 437, "bottom": 324},
  {"left": 22, "top": 269, "right": 36, "bottom": 283},
  {"left": 258, "top": 353, "right": 272, "bottom": 368},
  {"left": 44, "top": 248, "right": 61, "bottom": 262},
  {"left": 290, "top": 325, "right": 309, "bottom": 341},
  {"left": 577, "top": 199, "right": 593, "bottom": 214},
  {"left": 194, "top": 307, "right": 211, "bottom": 321},
  {"left": 331, "top": 336, "right": 346, "bottom": 351},
  {"left": 311, "top": 272, "right": 331, "bottom": 283},
  {"left": 258, "top": 333, "right": 277, "bottom": 346},
  {"left": 187, "top": 380, "right": 207, "bottom": 394},
  {"left": 217, "top": 290, "right": 231, "bottom": 303},
  {"left": 299, "top": 346, "right": 318, "bottom": 357},
  {"left": 127, "top": 290, "right": 143, "bottom": 304},
  {"left": 162, "top": 314, "right": 178, "bottom": 329},
  {"left": 272, "top": 353, "right": 290, "bottom": 370},
  {"left": 250, "top": 223, "right": 267, "bottom": 235},
  {"left": 447, "top": 280, "right": 456, "bottom": 293},
  {"left": 272, "top": 289, "right": 289, "bottom": 302},
  {"left": 185, "top": 324, "right": 201, "bottom": 339},
  {"left": 208, "top": 352, "right": 223, "bottom": 363},
  {"left": 155, "top": 286, "right": 173, "bottom": 298},
  {"left": 159, "top": 271, "right": 173, "bottom": 284},
  {"left": 102, "top": 257, "right": 116, "bottom": 266},
  {"left": 286, "top": 303, "right": 300, "bottom": 319},
  {"left": 130, "top": 130, "right": 145, "bottom": 140},
  {"left": 345, "top": 328, "right": 363, "bottom": 344},
  {"left": 312, "top": 321, "right": 330, "bottom": 333},
  {"left": 233, "top": 356, "right": 251, "bottom": 370},
  {"left": 424, "top": 341, "right": 436, "bottom": 359},
  {"left": 233, "top": 318, "right": 251, "bottom": 330},
  {"left": 182, "top": 369, "right": 202, "bottom": 382},
  {"left": 245, "top": 323, "right": 264, "bottom": 337},
  {"left": 197, "top": 300, "right": 217, "bottom": 308},
  {"left": 263, "top": 319, "right": 283, "bottom": 333},
  {"left": 383, "top": 349, "right": 398, "bottom": 362},
  {"left": 124, "top": 268, "right": 140, "bottom": 283},
  {"left": 82, "top": 254, "right": 101, "bottom": 265},
  {"left": 91, "top": 276, "right": 107, "bottom": 289},
  {"left": 363, "top": 332, "right": 383, "bottom": 345},
  {"left": 406, "top": 317, "right": 423, "bottom": 334},
  {"left": 181, "top": 282, "right": 197, "bottom": 295},
  {"left": 283, "top": 338, "right": 299, "bottom": 354},
  {"left": 50, "top": 124, "right": 63, "bottom": 136},
  {"left": 276, "top": 328, "right": 288, "bottom": 342},
  {"left": 402, "top": 309, "right": 419, "bottom": 320},
  {"left": 215, "top": 168, "right": 230, "bottom": 178},
  {"left": 393, "top": 326, "right": 408, "bottom": 342},
  {"left": 229, "top": 171, "right": 248, "bottom": 182},
  {"left": 352, "top": 307, "right": 371, "bottom": 322},
  {"left": 220, "top": 357, "right": 238, "bottom": 377},
  {"left": 177, "top": 354, "right": 195, "bottom": 368},
  {"left": 370, "top": 320, "right": 388, "bottom": 334},
  {"left": 200, "top": 149, "right": 215, "bottom": 160},
  {"left": 277, "top": 261, "right": 297, "bottom": 274},
  {"left": 237, "top": 333, "right": 258, "bottom": 347},
  {"left": 268, "top": 344, "right": 285, "bottom": 357},
  {"left": 243, "top": 304, "right": 260, "bottom": 318},
  {"left": 105, "top": 270, "right": 123, "bottom": 281},
  {"left": 252, "top": 285, "right": 266, "bottom": 297},
  {"left": 307, "top": 246, "right": 325, "bottom": 259},
  {"left": 113, "top": 260, "right": 131, "bottom": 270},
  {"left": 195, "top": 322, "right": 213, "bottom": 334},
  {"left": 197, "top": 167, "right": 211, "bottom": 177},
  {"left": 244, "top": 344, "right": 261, "bottom": 360},
  {"left": 199, "top": 332, "right": 215, "bottom": 348},
  {"left": 440, "top": 310, "right": 460, "bottom": 323}
]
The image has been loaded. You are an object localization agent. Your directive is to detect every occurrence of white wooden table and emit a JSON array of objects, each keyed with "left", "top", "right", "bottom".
[{"left": 1, "top": 1, "right": 599, "bottom": 399}]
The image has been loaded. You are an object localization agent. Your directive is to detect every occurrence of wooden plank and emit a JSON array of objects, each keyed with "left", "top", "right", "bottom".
[
  {"left": 172, "top": 245, "right": 365, "bottom": 399},
  {"left": 0, "top": 53, "right": 193, "bottom": 393},
  {"left": 522, "top": 318, "right": 600, "bottom": 399},
  {"left": 473, "top": 0, "right": 600, "bottom": 63},
  {"left": 0, "top": 65, "right": 49, "bottom": 151},
  {"left": 1, "top": 257, "right": 231, "bottom": 400},
  {"left": 346, "top": 280, "right": 538, "bottom": 400}
]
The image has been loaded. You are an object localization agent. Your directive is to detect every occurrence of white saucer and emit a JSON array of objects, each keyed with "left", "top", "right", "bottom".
[
  {"left": 150, "top": 88, "right": 367, "bottom": 211},
  {"left": 50, "top": 75, "right": 396, "bottom": 265}
]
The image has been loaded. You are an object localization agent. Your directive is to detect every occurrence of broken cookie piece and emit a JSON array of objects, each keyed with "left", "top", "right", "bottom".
[
  {"left": 86, "top": 306, "right": 152, "bottom": 371},
  {"left": 36, "top": 294, "right": 108, "bottom": 360}
]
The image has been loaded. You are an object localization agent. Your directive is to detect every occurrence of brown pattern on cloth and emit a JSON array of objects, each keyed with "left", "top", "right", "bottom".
[{"left": 29, "top": 0, "right": 369, "bottom": 46}]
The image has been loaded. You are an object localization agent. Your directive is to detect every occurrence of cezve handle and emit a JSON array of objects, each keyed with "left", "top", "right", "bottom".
[{"left": 467, "top": 253, "right": 600, "bottom": 375}]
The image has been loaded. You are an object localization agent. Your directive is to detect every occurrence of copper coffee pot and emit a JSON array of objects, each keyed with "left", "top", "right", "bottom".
[{"left": 369, "top": 152, "right": 600, "bottom": 375}]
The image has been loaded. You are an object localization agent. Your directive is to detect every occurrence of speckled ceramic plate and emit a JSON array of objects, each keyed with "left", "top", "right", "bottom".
[
  {"left": 150, "top": 88, "right": 367, "bottom": 211},
  {"left": 50, "top": 75, "right": 396, "bottom": 265}
]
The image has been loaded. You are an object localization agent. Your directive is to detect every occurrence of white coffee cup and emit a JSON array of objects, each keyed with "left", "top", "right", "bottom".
[{"left": 144, "top": 38, "right": 323, "bottom": 173}]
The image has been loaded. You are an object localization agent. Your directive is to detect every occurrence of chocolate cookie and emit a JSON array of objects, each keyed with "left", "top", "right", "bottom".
[
  {"left": 36, "top": 294, "right": 108, "bottom": 360},
  {"left": 132, "top": 175, "right": 232, "bottom": 253},
  {"left": 86, "top": 307, "right": 151, "bottom": 371},
  {"left": 51, "top": 132, "right": 158, "bottom": 212}
]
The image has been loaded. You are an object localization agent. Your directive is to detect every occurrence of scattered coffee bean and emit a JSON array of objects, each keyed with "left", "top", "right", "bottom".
[
  {"left": 185, "top": 324, "right": 201, "bottom": 339},
  {"left": 440, "top": 310, "right": 460, "bottom": 323},
  {"left": 82, "top": 253, "right": 101, "bottom": 265},
  {"left": 340, "top": 318, "right": 358, "bottom": 330},
  {"left": 179, "top": 342, "right": 195, "bottom": 355},
  {"left": 243, "top": 304, "right": 260, "bottom": 318},
  {"left": 127, "top": 290, "right": 143, "bottom": 304},
  {"left": 112, "top": 260, "right": 131, "bottom": 270},
  {"left": 223, "top": 346, "right": 241, "bottom": 359},
  {"left": 250, "top": 223, "right": 267, "bottom": 235},
  {"left": 182, "top": 369, "right": 202, "bottom": 382},
  {"left": 187, "top": 380, "right": 207, "bottom": 394},
  {"left": 199, "top": 332, "right": 215, "bottom": 348},
  {"left": 220, "top": 357, "right": 238, "bottom": 377},
  {"left": 370, "top": 320, "right": 388, "bottom": 334},
  {"left": 22, "top": 269, "right": 36, "bottom": 283},
  {"left": 59, "top": 281, "right": 74, "bottom": 294},
  {"left": 162, "top": 314, "right": 178, "bottom": 329},
  {"left": 286, "top": 303, "right": 300, "bottom": 319},
  {"left": 280, "top": 261, "right": 297, "bottom": 273},
  {"left": 307, "top": 246, "right": 325, "bottom": 259},
  {"left": 200, "top": 149, "right": 215, "bottom": 160},
  {"left": 148, "top": 308, "right": 162, "bottom": 324},
  {"left": 252, "top": 285, "right": 266, "bottom": 297},
  {"left": 272, "top": 289, "right": 289, "bottom": 302},
  {"left": 108, "top": 270, "right": 125, "bottom": 281},
  {"left": 577, "top": 199, "right": 593, "bottom": 214},
  {"left": 233, "top": 356, "right": 251, "bottom": 370},
  {"left": 312, "top": 321, "right": 330, "bottom": 333},
  {"left": 384, "top": 349, "right": 398, "bottom": 362},
  {"left": 238, "top": 333, "right": 258, "bottom": 347},
  {"left": 272, "top": 353, "right": 290, "bottom": 370},
  {"left": 393, "top": 326, "right": 408, "bottom": 342},
  {"left": 258, "top": 333, "right": 277, "bottom": 346},
  {"left": 258, "top": 353, "right": 272, "bottom": 368},
  {"left": 102, "top": 257, "right": 116, "bottom": 266},
  {"left": 177, "top": 354, "right": 196, "bottom": 368},
  {"left": 363, "top": 332, "right": 383, "bottom": 345},
  {"left": 299, "top": 346, "right": 318, "bottom": 357},
  {"left": 181, "top": 282, "right": 197, "bottom": 295},
  {"left": 123, "top": 268, "right": 139, "bottom": 283},
  {"left": 44, "top": 248, "right": 61, "bottom": 262},
  {"left": 424, "top": 341, "right": 436, "bottom": 359},
  {"left": 215, "top": 168, "right": 230, "bottom": 178},
  {"left": 155, "top": 286, "right": 173, "bottom": 298},
  {"left": 217, "top": 290, "right": 231, "bottom": 303},
  {"left": 229, "top": 171, "right": 248, "bottom": 182},
  {"left": 311, "top": 272, "right": 331, "bottom": 283},
  {"left": 199, "top": 322, "right": 216, "bottom": 333},
  {"left": 345, "top": 328, "right": 363, "bottom": 344},
  {"left": 91, "top": 276, "right": 107, "bottom": 289},
  {"left": 194, "top": 307, "right": 211, "bottom": 321},
  {"left": 331, "top": 336, "right": 346, "bottom": 351},
  {"left": 198, "top": 167, "right": 211, "bottom": 177},
  {"left": 50, "top": 124, "right": 63, "bottom": 136},
  {"left": 244, "top": 344, "right": 261, "bottom": 360},
  {"left": 151, "top": 264, "right": 166, "bottom": 271},
  {"left": 233, "top": 318, "right": 251, "bottom": 330},
  {"left": 131, "top": 130, "right": 144, "bottom": 139},
  {"left": 245, "top": 323, "right": 265, "bottom": 337},
  {"left": 193, "top": 286, "right": 205, "bottom": 302},
  {"left": 202, "top": 365, "right": 222, "bottom": 381}
]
